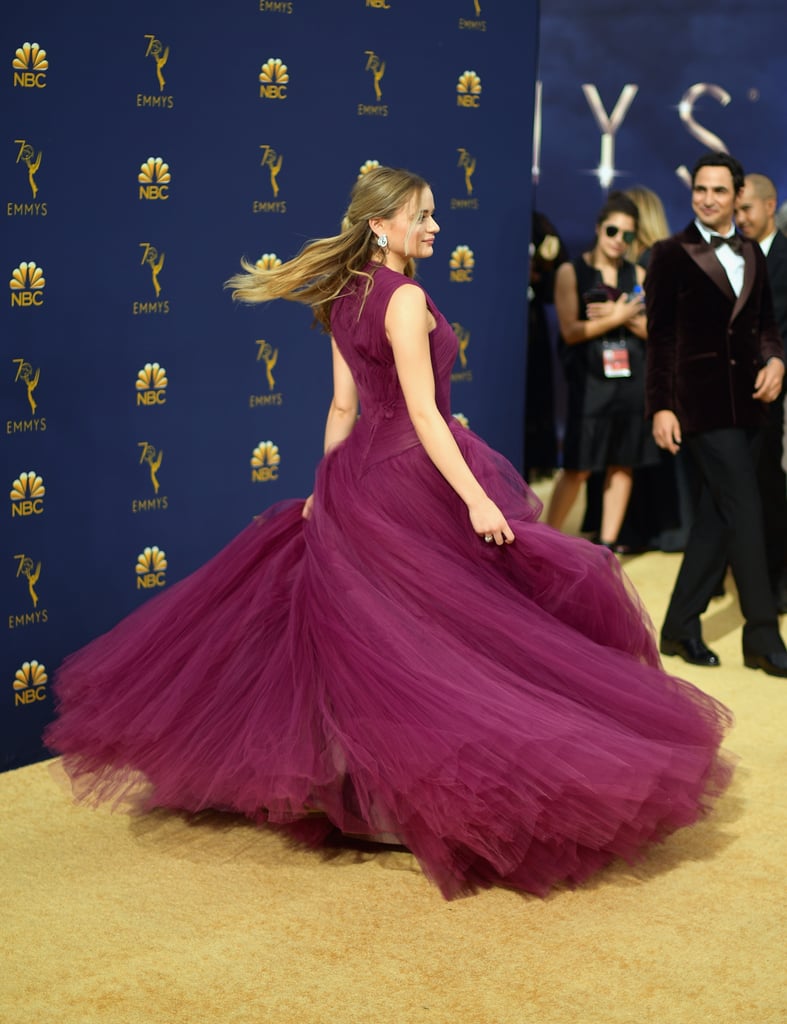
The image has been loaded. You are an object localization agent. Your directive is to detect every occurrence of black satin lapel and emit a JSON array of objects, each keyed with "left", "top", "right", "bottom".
[
  {"left": 682, "top": 241, "right": 735, "bottom": 301},
  {"left": 731, "top": 245, "right": 755, "bottom": 321}
]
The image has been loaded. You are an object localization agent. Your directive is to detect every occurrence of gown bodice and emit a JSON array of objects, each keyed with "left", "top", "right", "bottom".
[{"left": 330, "top": 265, "right": 458, "bottom": 467}]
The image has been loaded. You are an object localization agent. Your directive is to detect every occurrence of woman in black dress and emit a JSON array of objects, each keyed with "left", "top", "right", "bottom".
[{"left": 547, "top": 192, "right": 658, "bottom": 546}]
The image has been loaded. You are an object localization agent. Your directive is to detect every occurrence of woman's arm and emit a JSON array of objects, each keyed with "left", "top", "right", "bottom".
[
  {"left": 386, "top": 284, "right": 514, "bottom": 545},
  {"left": 303, "top": 338, "right": 358, "bottom": 520},
  {"left": 624, "top": 264, "right": 648, "bottom": 340},
  {"left": 554, "top": 261, "right": 639, "bottom": 345},
  {"left": 324, "top": 336, "right": 359, "bottom": 454}
]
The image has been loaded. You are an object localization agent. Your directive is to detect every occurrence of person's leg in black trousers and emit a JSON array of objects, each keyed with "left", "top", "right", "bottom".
[{"left": 662, "top": 427, "right": 784, "bottom": 657}]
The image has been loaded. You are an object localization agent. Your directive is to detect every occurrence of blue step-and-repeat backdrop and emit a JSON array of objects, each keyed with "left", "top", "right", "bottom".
[{"left": 2, "top": 1, "right": 539, "bottom": 770}]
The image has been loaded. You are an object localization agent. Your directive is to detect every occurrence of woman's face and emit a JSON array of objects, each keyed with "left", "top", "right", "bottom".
[
  {"left": 374, "top": 187, "right": 440, "bottom": 269},
  {"left": 595, "top": 212, "right": 636, "bottom": 261}
]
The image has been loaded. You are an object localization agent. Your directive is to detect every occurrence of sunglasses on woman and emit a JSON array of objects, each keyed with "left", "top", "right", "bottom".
[{"left": 604, "top": 225, "right": 636, "bottom": 244}]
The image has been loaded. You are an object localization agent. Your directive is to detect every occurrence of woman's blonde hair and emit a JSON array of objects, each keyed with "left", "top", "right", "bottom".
[
  {"left": 227, "top": 166, "right": 428, "bottom": 331},
  {"left": 624, "top": 185, "right": 670, "bottom": 256}
]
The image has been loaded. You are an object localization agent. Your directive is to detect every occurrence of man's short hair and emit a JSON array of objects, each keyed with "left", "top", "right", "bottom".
[{"left": 691, "top": 151, "right": 745, "bottom": 192}]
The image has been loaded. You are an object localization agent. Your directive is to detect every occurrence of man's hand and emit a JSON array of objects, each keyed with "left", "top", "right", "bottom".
[
  {"left": 653, "top": 409, "right": 682, "bottom": 454},
  {"left": 753, "top": 358, "right": 785, "bottom": 403}
]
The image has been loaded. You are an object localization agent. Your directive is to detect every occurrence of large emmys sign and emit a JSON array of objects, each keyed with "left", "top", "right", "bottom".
[{"left": 534, "top": 81, "right": 739, "bottom": 192}]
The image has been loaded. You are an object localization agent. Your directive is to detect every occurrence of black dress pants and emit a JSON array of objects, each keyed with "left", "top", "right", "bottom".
[{"left": 662, "top": 427, "right": 784, "bottom": 654}]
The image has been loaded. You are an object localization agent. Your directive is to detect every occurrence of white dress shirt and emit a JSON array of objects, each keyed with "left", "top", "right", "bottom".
[{"left": 695, "top": 219, "right": 744, "bottom": 297}]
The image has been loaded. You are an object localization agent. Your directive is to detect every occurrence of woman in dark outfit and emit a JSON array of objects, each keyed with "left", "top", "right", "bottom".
[{"left": 547, "top": 192, "right": 658, "bottom": 546}]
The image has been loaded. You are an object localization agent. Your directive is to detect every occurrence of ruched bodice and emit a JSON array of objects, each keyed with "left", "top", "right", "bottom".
[{"left": 330, "top": 265, "right": 456, "bottom": 469}]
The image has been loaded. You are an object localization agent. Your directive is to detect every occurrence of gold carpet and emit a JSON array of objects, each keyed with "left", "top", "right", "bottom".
[{"left": 4, "top": 485, "right": 786, "bottom": 1024}]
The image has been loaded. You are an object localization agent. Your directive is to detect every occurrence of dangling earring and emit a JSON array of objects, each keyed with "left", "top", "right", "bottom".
[{"left": 377, "top": 234, "right": 388, "bottom": 249}]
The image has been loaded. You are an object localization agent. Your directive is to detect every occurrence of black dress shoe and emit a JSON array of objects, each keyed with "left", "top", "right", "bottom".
[
  {"left": 743, "top": 650, "right": 787, "bottom": 677},
  {"left": 660, "top": 637, "right": 721, "bottom": 667}
]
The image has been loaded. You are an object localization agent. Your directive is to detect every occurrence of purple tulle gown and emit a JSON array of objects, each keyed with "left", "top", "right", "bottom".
[{"left": 45, "top": 265, "right": 733, "bottom": 899}]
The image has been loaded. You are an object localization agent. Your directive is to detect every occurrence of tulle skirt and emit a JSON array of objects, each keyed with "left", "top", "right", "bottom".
[{"left": 45, "top": 419, "right": 733, "bottom": 898}]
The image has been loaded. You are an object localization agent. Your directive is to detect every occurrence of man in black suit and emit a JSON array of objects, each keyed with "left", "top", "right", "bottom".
[
  {"left": 645, "top": 151, "right": 787, "bottom": 676},
  {"left": 735, "top": 173, "right": 787, "bottom": 613}
]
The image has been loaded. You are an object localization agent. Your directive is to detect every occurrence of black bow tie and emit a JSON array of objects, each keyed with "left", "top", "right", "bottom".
[{"left": 710, "top": 233, "right": 743, "bottom": 255}]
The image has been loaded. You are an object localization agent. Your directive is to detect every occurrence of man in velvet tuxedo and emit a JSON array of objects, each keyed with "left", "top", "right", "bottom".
[
  {"left": 645, "top": 151, "right": 787, "bottom": 676},
  {"left": 735, "top": 174, "right": 787, "bottom": 614}
]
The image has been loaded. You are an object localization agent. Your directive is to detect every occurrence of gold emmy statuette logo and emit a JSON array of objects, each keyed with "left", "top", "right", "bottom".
[
  {"left": 459, "top": 2, "right": 486, "bottom": 32},
  {"left": 138, "top": 157, "right": 171, "bottom": 200},
  {"left": 136, "top": 546, "right": 167, "bottom": 590},
  {"left": 452, "top": 412, "right": 470, "bottom": 429},
  {"left": 364, "top": 51, "right": 385, "bottom": 101},
  {"left": 14, "top": 140, "right": 42, "bottom": 198},
  {"left": 251, "top": 441, "right": 281, "bottom": 482},
  {"left": 259, "top": 58, "right": 288, "bottom": 100},
  {"left": 255, "top": 254, "right": 282, "bottom": 271},
  {"left": 250, "top": 341, "right": 283, "bottom": 408},
  {"left": 13, "top": 42, "right": 48, "bottom": 88},
  {"left": 450, "top": 323, "right": 473, "bottom": 382},
  {"left": 457, "top": 70, "right": 482, "bottom": 108},
  {"left": 450, "top": 246, "right": 475, "bottom": 283},
  {"left": 259, "top": 145, "right": 283, "bottom": 196},
  {"left": 138, "top": 442, "right": 163, "bottom": 493},
  {"left": 136, "top": 362, "right": 168, "bottom": 406},
  {"left": 13, "top": 358, "right": 40, "bottom": 414},
  {"left": 10, "top": 471, "right": 45, "bottom": 517},
  {"left": 457, "top": 149, "right": 476, "bottom": 195},
  {"left": 453, "top": 323, "right": 471, "bottom": 368},
  {"left": 139, "top": 243, "right": 165, "bottom": 297},
  {"left": 15, "top": 553, "right": 41, "bottom": 608},
  {"left": 366, "top": 0, "right": 392, "bottom": 8},
  {"left": 358, "top": 160, "right": 380, "bottom": 178},
  {"left": 10, "top": 261, "right": 45, "bottom": 308},
  {"left": 13, "top": 660, "right": 48, "bottom": 706},
  {"left": 256, "top": 340, "right": 279, "bottom": 391},
  {"left": 144, "top": 35, "right": 169, "bottom": 91}
]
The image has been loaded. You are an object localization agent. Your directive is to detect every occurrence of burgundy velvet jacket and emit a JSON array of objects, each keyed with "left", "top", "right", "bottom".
[{"left": 644, "top": 222, "right": 784, "bottom": 434}]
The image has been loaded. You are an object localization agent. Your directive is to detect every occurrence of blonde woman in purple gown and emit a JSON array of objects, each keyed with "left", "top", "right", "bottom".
[{"left": 46, "top": 167, "right": 732, "bottom": 899}]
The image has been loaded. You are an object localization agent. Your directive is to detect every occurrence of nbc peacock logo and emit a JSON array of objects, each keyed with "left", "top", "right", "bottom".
[
  {"left": 138, "top": 157, "right": 171, "bottom": 200},
  {"left": 251, "top": 440, "right": 281, "bottom": 482},
  {"left": 13, "top": 660, "right": 48, "bottom": 707},
  {"left": 10, "top": 471, "right": 45, "bottom": 517},
  {"left": 449, "top": 245, "right": 475, "bottom": 283},
  {"left": 457, "top": 70, "right": 481, "bottom": 108},
  {"left": 135, "top": 545, "right": 167, "bottom": 590},
  {"left": 136, "top": 362, "right": 168, "bottom": 406},
  {"left": 255, "top": 254, "right": 282, "bottom": 271},
  {"left": 259, "top": 58, "right": 288, "bottom": 100},
  {"left": 12, "top": 42, "right": 48, "bottom": 88},
  {"left": 10, "top": 261, "right": 45, "bottom": 308}
]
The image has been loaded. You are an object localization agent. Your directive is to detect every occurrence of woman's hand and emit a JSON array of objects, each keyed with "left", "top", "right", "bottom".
[
  {"left": 302, "top": 494, "right": 314, "bottom": 519},
  {"left": 586, "top": 294, "right": 630, "bottom": 324},
  {"left": 468, "top": 496, "right": 515, "bottom": 546}
]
